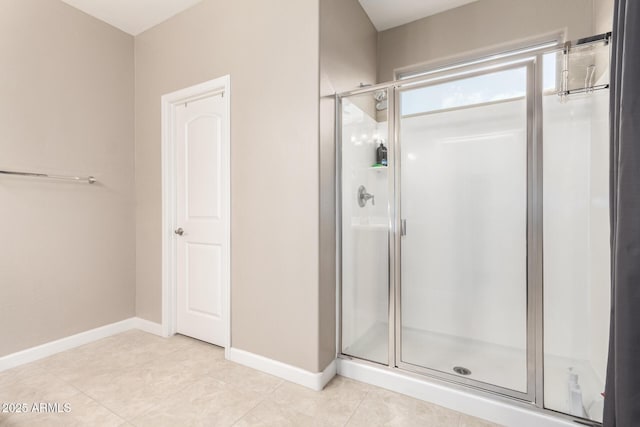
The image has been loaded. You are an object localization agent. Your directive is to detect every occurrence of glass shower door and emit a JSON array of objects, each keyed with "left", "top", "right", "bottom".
[
  {"left": 340, "top": 89, "right": 391, "bottom": 365},
  {"left": 542, "top": 49, "right": 611, "bottom": 422},
  {"left": 397, "top": 64, "right": 534, "bottom": 396}
]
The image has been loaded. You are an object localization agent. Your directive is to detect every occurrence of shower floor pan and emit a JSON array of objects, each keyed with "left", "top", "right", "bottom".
[{"left": 343, "top": 323, "right": 604, "bottom": 421}]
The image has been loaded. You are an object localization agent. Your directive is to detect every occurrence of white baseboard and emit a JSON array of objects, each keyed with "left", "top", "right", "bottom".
[
  {"left": 0, "top": 317, "right": 163, "bottom": 373},
  {"left": 337, "top": 359, "right": 574, "bottom": 427},
  {"left": 132, "top": 317, "right": 164, "bottom": 336},
  {"left": 1, "top": 318, "right": 338, "bottom": 393},
  {"left": 227, "top": 347, "right": 336, "bottom": 391}
]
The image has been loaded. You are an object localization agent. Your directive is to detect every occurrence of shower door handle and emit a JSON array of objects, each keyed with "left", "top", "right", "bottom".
[{"left": 401, "top": 219, "right": 407, "bottom": 236}]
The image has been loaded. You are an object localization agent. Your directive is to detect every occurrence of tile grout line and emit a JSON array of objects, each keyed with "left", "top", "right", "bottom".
[
  {"left": 123, "top": 366, "right": 221, "bottom": 424},
  {"left": 45, "top": 364, "right": 138, "bottom": 422},
  {"left": 228, "top": 395, "right": 269, "bottom": 426},
  {"left": 341, "top": 389, "right": 371, "bottom": 427},
  {"left": 229, "top": 379, "right": 284, "bottom": 426},
  {"left": 2, "top": 332, "right": 228, "bottom": 425},
  {"left": 32, "top": 332, "right": 196, "bottom": 424},
  {"left": 77, "top": 389, "right": 130, "bottom": 425},
  {"left": 59, "top": 372, "right": 133, "bottom": 425},
  {"left": 3, "top": 362, "right": 129, "bottom": 425},
  {"left": 124, "top": 344, "right": 268, "bottom": 425},
  {"left": 26, "top": 356, "right": 131, "bottom": 423}
]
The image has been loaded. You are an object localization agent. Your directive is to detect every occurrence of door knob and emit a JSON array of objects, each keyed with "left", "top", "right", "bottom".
[{"left": 174, "top": 227, "right": 184, "bottom": 236}]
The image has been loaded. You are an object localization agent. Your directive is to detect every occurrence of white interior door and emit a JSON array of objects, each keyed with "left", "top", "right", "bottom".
[{"left": 175, "top": 92, "right": 228, "bottom": 346}]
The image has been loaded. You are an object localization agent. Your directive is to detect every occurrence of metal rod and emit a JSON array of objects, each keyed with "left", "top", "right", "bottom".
[
  {"left": 0, "top": 169, "right": 96, "bottom": 184},
  {"left": 574, "top": 32, "right": 612, "bottom": 47},
  {"left": 533, "top": 54, "right": 546, "bottom": 409},
  {"left": 556, "top": 84, "right": 609, "bottom": 97}
]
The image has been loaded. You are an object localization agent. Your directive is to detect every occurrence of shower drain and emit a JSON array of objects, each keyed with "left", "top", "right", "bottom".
[{"left": 453, "top": 366, "right": 472, "bottom": 376}]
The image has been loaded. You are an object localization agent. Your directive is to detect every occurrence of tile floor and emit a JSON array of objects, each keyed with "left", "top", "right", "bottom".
[{"left": 0, "top": 330, "right": 502, "bottom": 426}]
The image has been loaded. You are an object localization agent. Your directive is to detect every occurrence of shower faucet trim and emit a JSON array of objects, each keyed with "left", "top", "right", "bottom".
[{"left": 357, "top": 185, "right": 375, "bottom": 207}]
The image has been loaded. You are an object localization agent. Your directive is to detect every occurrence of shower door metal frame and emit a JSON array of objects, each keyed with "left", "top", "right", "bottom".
[
  {"left": 390, "top": 59, "right": 540, "bottom": 403},
  {"left": 335, "top": 85, "right": 396, "bottom": 367},
  {"left": 337, "top": 56, "right": 543, "bottom": 402},
  {"left": 338, "top": 54, "right": 547, "bottom": 394},
  {"left": 337, "top": 39, "right": 612, "bottom": 425}
]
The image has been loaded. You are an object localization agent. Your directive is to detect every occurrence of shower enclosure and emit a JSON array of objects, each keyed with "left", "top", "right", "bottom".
[{"left": 338, "top": 35, "right": 610, "bottom": 423}]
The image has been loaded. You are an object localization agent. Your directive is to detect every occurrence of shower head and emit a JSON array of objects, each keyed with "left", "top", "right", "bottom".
[{"left": 373, "top": 90, "right": 387, "bottom": 101}]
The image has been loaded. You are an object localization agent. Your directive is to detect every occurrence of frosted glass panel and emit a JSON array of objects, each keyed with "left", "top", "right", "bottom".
[
  {"left": 340, "top": 91, "right": 389, "bottom": 364},
  {"left": 401, "top": 67, "right": 526, "bottom": 116},
  {"left": 399, "top": 68, "right": 529, "bottom": 392},
  {"left": 543, "top": 89, "right": 610, "bottom": 422},
  {"left": 543, "top": 52, "right": 557, "bottom": 92}
]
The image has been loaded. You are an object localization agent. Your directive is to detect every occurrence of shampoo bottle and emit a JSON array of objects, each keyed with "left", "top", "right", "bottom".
[
  {"left": 567, "top": 368, "right": 587, "bottom": 418},
  {"left": 376, "top": 142, "right": 388, "bottom": 166}
]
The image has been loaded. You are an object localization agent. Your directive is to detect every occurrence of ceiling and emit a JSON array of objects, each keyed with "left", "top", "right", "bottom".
[
  {"left": 60, "top": 0, "right": 202, "bottom": 35},
  {"left": 60, "top": 0, "right": 476, "bottom": 37},
  {"left": 358, "top": 0, "right": 479, "bottom": 31}
]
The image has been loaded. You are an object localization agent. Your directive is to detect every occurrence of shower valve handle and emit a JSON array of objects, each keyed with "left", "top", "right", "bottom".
[{"left": 357, "top": 185, "right": 375, "bottom": 207}]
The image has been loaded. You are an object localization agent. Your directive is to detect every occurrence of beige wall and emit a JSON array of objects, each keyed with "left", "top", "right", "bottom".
[
  {"left": 594, "top": 0, "right": 614, "bottom": 34},
  {"left": 319, "top": 0, "right": 377, "bottom": 369},
  {"left": 0, "top": 0, "right": 135, "bottom": 356},
  {"left": 320, "top": 0, "right": 378, "bottom": 92},
  {"left": 377, "top": 0, "right": 594, "bottom": 82},
  {"left": 135, "top": 0, "right": 322, "bottom": 372}
]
